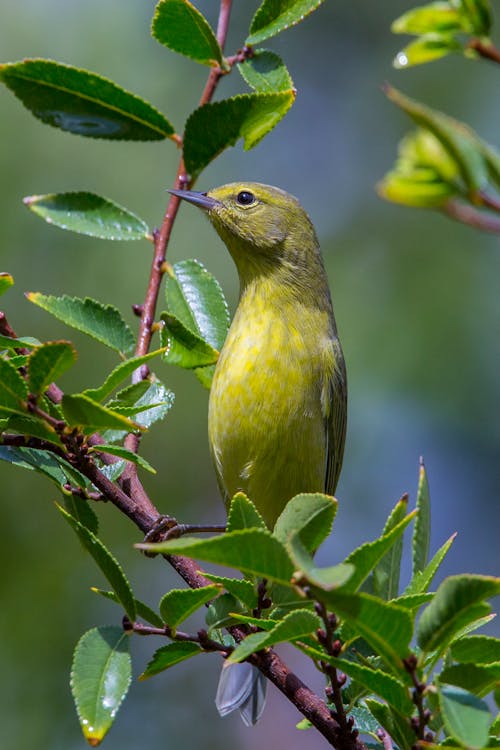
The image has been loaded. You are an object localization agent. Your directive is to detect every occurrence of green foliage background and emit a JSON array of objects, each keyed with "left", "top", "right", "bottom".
[{"left": 0, "top": 1, "right": 498, "bottom": 748}]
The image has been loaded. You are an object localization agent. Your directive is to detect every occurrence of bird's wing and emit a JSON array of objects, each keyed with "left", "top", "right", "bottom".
[{"left": 323, "top": 338, "right": 347, "bottom": 496}]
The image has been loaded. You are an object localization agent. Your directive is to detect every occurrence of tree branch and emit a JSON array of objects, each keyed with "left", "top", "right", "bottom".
[
  {"left": 443, "top": 199, "right": 500, "bottom": 234},
  {"left": 467, "top": 38, "right": 500, "bottom": 65}
]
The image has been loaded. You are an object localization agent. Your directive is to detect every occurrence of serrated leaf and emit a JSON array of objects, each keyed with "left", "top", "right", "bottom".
[
  {"left": 88, "top": 444, "right": 155, "bottom": 474},
  {"left": 227, "top": 614, "right": 277, "bottom": 631},
  {"left": 183, "top": 91, "right": 295, "bottom": 178},
  {"left": 413, "top": 459, "right": 431, "bottom": 576},
  {"left": 26, "top": 293, "right": 135, "bottom": 355},
  {"left": 28, "top": 340, "right": 76, "bottom": 395},
  {"left": 206, "top": 592, "right": 244, "bottom": 630},
  {"left": 227, "top": 492, "right": 267, "bottom": 532},
  {"left": 391, "top": 592, "right": 433, "bottom": 610},
  {"left": 127, "top": 380, "right": 174, "bottom": 429},
  {"left": 0, "top": 333, "right": 39, "bottom": 350},
  {"left": 203, "top": 574, "right": 258, "bottom": 610},
  {"left": 238, "top": 49, "right": 294, "bottom": 93},
  {"left": 391, "top": 3, "right": 465, "bottom": 35},
  {"left": 83, "top": 349, "right": 167, "bottom": 402},
  {"left": 417, "top": 575, "right": 500, "bottom": 653},
  {"left": 0, "top": 59, "right": 174, "bottom": 141},
  {"left": 0, "top": 356, "right": 28, "bottom": 413},
  {"left": 0, "top": 272, "right": 14, "bottom": 296},
  {"left": 138, "top": 528, "right": 294, "bottom": 585},
  {"left": 365, "top": 699, "right": 416, "bottom": 750},
  {"left": 438, "top": 683, "right": 491, "bottom": 749},
  {"left": 274, "top": 493, "right": 337, "bottom": 552},
  {"left": 139, "top": 642, "right": 201, "bottom": 679},
  {"left": 57, "top": 503, "right": 136, "bottom": 621},
  {"left": 288, "top": 535, "right": 354, "bottom": 590},
  {"left": 440, "top": 662, "right": 500, "bottom": 698},
  {"left": 160, "top": 312, "right": 219, "bottom": 368},
  {"left": 63, "top": 494, "right": 99, "bottom": 534},
  {"left": 71, "top": 626, "right": 131, "bottom": 745},
  {"left": 24, "top": 192, "right": 149, "bottom": 240},
  {"left": 450, "top": 635, "right": 500, "bottom": 665},
  {"left": 229, "top": 609, "right": 321, "bottom": 663},
  {"left": 91, "top": 588, "right": 163, "bottom": 628},
  {"left": 405, "top": 533, "right": 456, "bottom": 595},
  {"left": 373, "top": 495, "right": 408, "bottom": 600},
  {"left": 247, "top": 0, "right": 326, "bottom": 45},
  {"left": 159, "top": 585, "right": 220, "bottom": 628},
  {"left": 5, "top": 413, "right": 62, "bottom": 446},
  {"left": 394, "top": 33, "right": 463, "bottom": 69},
  {"left": 0, "top": 445, "right": 87, "bottom": 488},
  {"left": 348, "top": 705, "right": 381, "bottom": 737},
  {"left": 152, "top": 0, "right": 222, "bottom": 66},
  {"left": 62, "top": 393, "right": 142, "bottom": 433}
]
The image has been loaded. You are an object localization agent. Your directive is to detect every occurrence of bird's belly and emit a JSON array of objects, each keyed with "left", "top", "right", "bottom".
[{"left": 208, "top": 318, "right": 326, "bottom": 528}]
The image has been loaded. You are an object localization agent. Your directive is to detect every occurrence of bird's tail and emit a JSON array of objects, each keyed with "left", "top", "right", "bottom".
[{"left": 215, "top": 660, "right": 267, "bottom": 726}]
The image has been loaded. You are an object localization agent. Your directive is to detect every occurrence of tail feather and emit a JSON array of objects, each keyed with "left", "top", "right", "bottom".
[{"left": 215, "top": 661, "right": 267, "bottom": 726}]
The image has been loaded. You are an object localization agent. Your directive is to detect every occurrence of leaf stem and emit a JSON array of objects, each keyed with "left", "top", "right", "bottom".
[
  {"left": 443, "top": 199, "right": 500, "bottom": 233},
  {"left": 467, "top": 38, "right": 500, "bottom": 64}
]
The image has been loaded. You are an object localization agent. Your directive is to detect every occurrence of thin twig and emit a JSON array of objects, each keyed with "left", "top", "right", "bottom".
[
  {"left": 467, "top": 38, "right": 500, "bottom": 64},
  {"left": 443, "top": 199, "right": 500, "bottom": 234}
]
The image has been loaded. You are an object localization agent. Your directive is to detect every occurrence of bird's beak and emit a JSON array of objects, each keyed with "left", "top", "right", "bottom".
[{"left": 168, "top": 189, "right": 221, "bottom": 210}]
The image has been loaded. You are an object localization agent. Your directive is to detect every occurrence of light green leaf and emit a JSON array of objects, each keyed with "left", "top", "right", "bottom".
[
  {"left": 413, "top": 458, "right": 431, "bottom": 576},
  {"left": 137, "top": 529, "right": 294, "bottom": 585},
  {"left": 438, "top": 683, "right": 491, "bottom": 749},
  {"left": 27, "top": 341, "right": 76, "bottom": 395},
  {"left": 391, "top": 3, "right": 465, "bottom": 35},
  {"left": 26, "top": 292, "right": 135, "bottom": 355},
  {"left": 247, "top": 0, "right": 326, "bottom": 45},
  {"left": 24, "top": 192, "right": 149, "bottom": 240},
  {"left": 71, "top": 626, "right": 131, "bottom": 745},
  {"left": 88, "top": 444, "right": 156, "bottom": 474},
  {"left": 391, "top": 592, "right": 433, "bottom": 610},
  {"left": 0, "top": 59, "right": 174, "bottom": 141},
  {"left": 238, "top": 49, "right": 294, "bottom": 93},
  {"left": 91, "top": 588, "right": 163, "bottom": 628},
  {"left": 0, "top": 333, "right": 39, "bottom": 350},
  {"left": 62, "top": 393, "right": 143, "bottom": 432},
  {"left": 348, "top": 705, "right": 381, "bottom": 737},
  {"left": 459, "top": 0, "right": 492, "bottom": 35},
  {"left": 373, "top": 495, "right": 408, "bottom": 600},
  {"left": 152, "top": 0, "right": 223, "bottom": 66},
  {"left": 288, "top": 534, "right": 354, "bottom": 590},
  {"left": 0, "top": 272, "right": 14, "bottom": 296},
  {"left": 404, "top": 533, "right": 456, "bottom": 595},
  {"left": 417, "top": 575, "right": 500, "bottom": 653},
  {"left": 450, "top": 635, "right": 500, "bottom": 665},
  {"left": 440, "top": 662, "right": 500, "bottom": 698},
  {"left": 0, "top": 445, "right": 87, "bottom": 489},
  {"left": 83, "top": 349, "right": 167, "bottom": 402},
  {"left": 159, "top": 585, "right": 220, "bottom": 628},
  {"left": 377, "top": 169, "right": 457, "bottom": 208},
  {"left": 393, "top": 34, "right": 463, "bottom": 69},
  {"left": 227, "top": 492, "right": 267, "bottom": 532},
  {"left": 122, "top": 379, "right": 174, "bottom": 430},
  {"left": 203, "top": 574, "right": 258, "bottom": 610},
  {"left": 365, "top": 699, "right": 416, "bottom": 750},
  {"left": 0, "top": 356, "right": 28, "bottom": 413},
  {"left": 274, "top": 493, "right": 337, "bottom": 552},
  {"left": 160, "top": 312, "right": 219, "bottom": 368},
  {"left": 57, "top": 503, "right": 136, "bottom": 621},
  {"left": 229, "top": 609, "right": 321, "bottom": 663},
  {"left": 183, "top": 91, "right": 295, "bottom": 178},
  {"left": 139, "top": 642, "right": 201, "bottom": 679}
]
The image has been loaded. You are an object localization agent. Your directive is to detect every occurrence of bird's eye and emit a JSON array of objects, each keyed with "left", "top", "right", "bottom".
[{"left": 236, "top": 190, "right": 255, "bottom": 206}]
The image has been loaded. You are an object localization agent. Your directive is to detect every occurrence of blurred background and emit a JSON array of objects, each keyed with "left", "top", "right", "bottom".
[{"left": 1, "top": 1, "right": 498, "bottom": 748}]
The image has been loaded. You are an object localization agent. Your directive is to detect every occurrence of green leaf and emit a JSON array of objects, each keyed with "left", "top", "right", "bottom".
[
  {"left": 203, "top": 574, "right": 258, "bottom": 610},
  {"left": 404, "top": 533, "right": 456, "bottom": 595},
  {"left": 159, "top": 585, "right": 220, "bottom": 629},
  {"left": 24, "top": 192, "right": 149, "bottom": 240},
  {"left": 57, "top": 503, "right": 136, "bottom": 621},
  {"left": 342, "top": 512, "right": 416, "bottom": 593},
  {"left": 83, "top": 349, "right": 167, "bottom": 402},
  {"left": 417, "top": 575, "right": 500, "bottom": 654},
  {"left": 391, "top": 592, "right": 433, "bottom": 610},
  {"left": 88, "top": 444, "right": 156, "bottom": 474},
  {"left": 160, "top": 312, "right": 219, "bottom": 369},
  {"left": 460, "top": 0, "right": 492, "bottom": 35},
  {"left": 274, "top": 493, "right": 337, "bottom": 552},
  {"left": 0, "top": 445, "right": 87, "bottom": 488},
  {"left": 413, "top": 458, "right": 431, "bottom": 577},
  {"left": 226, "top": 614, "right": 277, "bottom": 631},
  {"left": 62, "top": 393, "right": 142, "bottom": 432},
  {"left": 288, "top": 535, "right": 354, "bottom": 590},
  {"left": 183, "top": 91, "right": 295, "bottom": 178},
  {"left": 438, "top": 683, "right": 491, "bottom": 749},
  {"left": 440, "top": 662, "right": 500, "bottom": 698},
  {"left": 0, "top": 59, "right": 175, "bottom": 141},
  {"left": 227, "top": 492, "right": 267, "bottom": 532},
  {"left": 0, "top": 272, "right": 14, "bottom": 296},
  {"left": 5, "top": 413, "right": 62, "bottom": 445},
  {"left": 26, "top": 293, "right": 135, "bottom": 355},
  {"left": 0, "top": 333, "right": 39, "bottom": 350},
  {"left": 121, "top": 379, "right": 174, "bottom": 430},
  {"left": 238, "top": 49, "right": 294, "bottom": 93},
  {"left": 139, "top": 642, "right": 201, "bottom": 679},
  {"left": 91, "top": 588, "right": 163, "bottom": 628},
  {"left": 229, "top": 609, "right": 321, "bottom": 663},
  {"left": 152, "top": 0, "right": 223, "bottom": 66},
  {"left": 71, "top": 626, "right": 131, "bottom": 745},
  {"left": 393, "top": 34, "right": 463, "bottom": 69},
  {"left": 391, "top": 3, "right": 465, "bottom": 35},
  {"left": 0, "top": 356, "right": 28, "bottom": 413},
  {"left": 365, "top": 698, "right": 416, "bottom": 750},
  {"left": 63, "top": 494, "right": 99, "bottom": 534},
  {"left": 247, "top": 0, "right": 326, "bottom": 45},
  {"left": 27, "top": 341, "right": 76, "bottom": 395},
  {"left": 373, "top": 495, "right": 408, "bottom": 600},
  {"left": 206, "top": 592, "right": 244, "bottom": 630},
  {"left": 377, "top": 169, "right": 457, "bottom": 208},
  {"left": 348, "top": 705, "right": 381, "bottom": 737},
  {"left": 138, "top": 529, "right": 294, "bottom": 585},
  {"left": 450, "top": 635, "right": 500, "bottom": 665}
]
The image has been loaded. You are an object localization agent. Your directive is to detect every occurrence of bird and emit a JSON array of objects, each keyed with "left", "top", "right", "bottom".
[{"left": 169, "top": 182, "right": 347, "bottom": 724}]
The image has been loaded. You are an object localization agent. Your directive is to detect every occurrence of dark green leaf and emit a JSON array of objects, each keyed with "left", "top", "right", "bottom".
[
  {"left": 184, "top": 91, "right": 295, "bottom": 178},
  {"left": 0, "top": 59, "right": 174, "bottom": 140},
  {"left": 57, "top": 503, "right": 136, "bottom": 621},
  {"left": 227, "top": 492, "right": 267, "bottom": 532},
  {"left": 460, "top": 0, "right": 492, "bottom": 35},
  {"left": 137, "top": 529, "right": 294, "bottom": 585},
  {"left": 159, "top": 585, "right": 220, "bottom": 628},
  {"left": 88, "top": 444, "right": 156, "bottom": 474},
  {"left": 4, "top": 413, "right": 62, "bottom": 445},
  {"left": 288, "top": 535, "right": 354, "bottom": 590},
  {"left": 413, "top": 458, "right": 431, "bottom": 576},
  {"left": 229, "top": 609, "right": 321, "bottom": 663},
  {"left": 438, "top": 683, "right": 491, "bottom": 749},
  {"left": 63, "top": 494, "right": 99, "bottom": 534},
  {"left": 238, "top": 49, "right": 294, "bottom": 93},
  {"left": 139, "top": 642, "right": 201, "bottom": 679},
  {"left": 160, "top": 312, "right": 219, "bottom": 368},
  {"left": 0, "top": 272, "right": 14, "bottom": 296},
  {"left": 405, "top": 533, "right": 456, "bottom": 595},
  {"left": 84, "top": 348, "right": 167, "bottom": 402},
  {"left": 440, "top": 662, "right": 500, "bottom": 698},
  {"left": 26, "top": 292, "right": 135, "bottom": 355},
  {"left": 206, "top": 592, "right": 244, "bottom": 630},
  {"left": 62, "top": 393, "right": 143, "bottom": 432},
  {"left": 203, "top": 574, "right": 258, "bottom": 610},
  {"left": 247, "top": 0, "right": 326, "bottom": 44},
  {"left": 450, "top": 635, "right": 500, "bottom": 665},
  {"left": 0, "top": 445, "right": 87, "bottom": 489},
  {"left": 91, "top": 588, "right": 163, "bottom": 628},
  {"left": 24, "top": 192, "right": 149, "bottom": 240},
  {"left": 417, "top": 575, "right": 500, "bottom": 653},
  {"left": 226, "top": 614, "right": 277, "bottom": 630},
  {"left": 28, "top": 341, "right": 76, "bottom": 395},
  {"left": 373, "top": 495, "right": 408, "bottom": 600},
  {"left": 0, "top": 356, "right": 28, "bottom": 413},
  {"left": 365, "top": 699, "right": 416, "bottom": 750},
  {"left": 274, "top": 493, "right": 337, "bottom": 552},
  {"left": 152, "top": 0, "right": 223, "bottom": 66},
  {"left": 71, "top": 626, "right": 131, "bottom": 745}
]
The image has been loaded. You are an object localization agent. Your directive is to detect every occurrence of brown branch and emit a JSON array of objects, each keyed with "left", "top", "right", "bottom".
[
  {"left": 443, "top": 199, "right": 500, "bottom": 234},
  {"left": 467, "top": 38, "right": 500, "bottom": 65}
]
